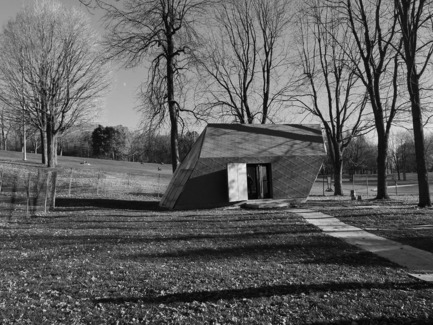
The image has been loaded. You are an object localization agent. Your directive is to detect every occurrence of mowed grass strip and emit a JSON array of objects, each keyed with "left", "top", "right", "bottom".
[
  {"left": 319, "top": 204, "right": 433, "bottom": 254},
  {"left": 1, "top": 206, "right": 432, "bottom": 324}
]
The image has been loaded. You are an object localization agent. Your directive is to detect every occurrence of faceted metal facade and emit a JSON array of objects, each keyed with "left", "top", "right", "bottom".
[
  {"left": 174, "top": 156, "right": 323, "bottom": 209},
  {"left": 160, "top": 124, "right": 326, "bottom": 210}
]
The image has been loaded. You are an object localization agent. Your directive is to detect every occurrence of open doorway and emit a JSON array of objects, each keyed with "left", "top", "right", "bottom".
[{"left": 247, "top": 164, "right": 272, "bottom": 200}]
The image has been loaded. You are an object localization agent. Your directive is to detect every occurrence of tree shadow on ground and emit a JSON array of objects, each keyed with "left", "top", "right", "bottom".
[
  {"left": 122, "top": 241, "right": 397, "bottom": 268},
  {"left": 311, "top": 317, "right": 432, "bottom": 325},
  {"left": 93, "top": 280, "right": 433, "bottom": 305},
  {"left": 0, "top": 231, "right": 316, "bottom": 250},
  {"left": 374, "top": 235, "right": 433, "bottom": 254},
  {"left": 55, "top": 198, "right": 161, "bottom": 211}
]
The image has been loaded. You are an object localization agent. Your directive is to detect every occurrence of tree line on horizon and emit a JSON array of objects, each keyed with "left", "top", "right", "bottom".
[
  {"left": 1, "top": 0, "right": 433, "bottom": 207},
  {"left": 2, "top": 120, "right": 433, "bottom": 183},
  {"left": 0, "top": 121, "right": 197, "bottom": 165}
]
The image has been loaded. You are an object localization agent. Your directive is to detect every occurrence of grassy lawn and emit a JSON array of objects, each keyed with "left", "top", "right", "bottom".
[
  {"left": 316, "top": 203, "right": 433, "bottom": 254},
  {"left": 0, "top": 153, "right": 171, "bottom": 203},
  {"left": 0, "top": 150, "right": 173, "bottom": 176},
  {"left": 1, "top": 155, "right": 433, "bottom": 323},
  {"left": 1, "top": 199, "right": 433, "bottom": 324}
]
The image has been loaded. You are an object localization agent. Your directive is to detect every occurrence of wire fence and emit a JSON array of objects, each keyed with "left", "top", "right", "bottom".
[
  {"left": 55, "top": 168, "right": 169, "bottom": 198},
  {"left": 0, "top": 163, "right": 171, "bottom": 220},
  {"left": 310, "top": 173, "right": 424, "bottom": 200}
]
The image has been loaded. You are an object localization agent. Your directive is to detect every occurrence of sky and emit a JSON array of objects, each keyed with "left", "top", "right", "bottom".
[{"left": 0, "top": 0, "right": 146, "bottom": 131}]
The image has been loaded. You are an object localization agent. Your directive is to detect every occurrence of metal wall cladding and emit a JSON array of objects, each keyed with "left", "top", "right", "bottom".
[
  {"left": 200, "top": 124, "right": 325, "bottom": 159},
  {"left": 174, "top": 156, "right": 323, "bottom": 209},
  {"left": 271, "top": 156, "right": 324, "bottom": 199},
  {"left": 160, "top": 124, "right": 326, "bottom": 210}
]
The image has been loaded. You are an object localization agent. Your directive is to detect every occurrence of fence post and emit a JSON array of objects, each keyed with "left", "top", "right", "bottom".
[
  {"left": 96, "top": 171, "right": 100, "bottom": 196},
  {"left": 9, "top": 174, "right": 18, "bottom": 221},
  {"left": 68, "top": 168, "right": 73, "bottom": 196},
  {"left": 322, "top": 174, "right": 325, "bottom": 196},
  {"left": 44, "top": 171, "right": 50, "bottom": 213},
  {"left": 158, "top": 173, "right": 161, "bottom": 198},
  {"left": 366, "top": 174, "right": 369, "bottom": 198},
  {"left": 395, "top": 179, "right": 398, "bottom": 196},
  {"left": 0, "top": 168, "right": 3, "bottom": 192},
  {"left": 32, "top": 169, "right": 42, "bottom": 215},
  {"left": 50, "top": 171, "right": 57, "bottom": 209},
  {"left": 26, "top": 172, "right": 31, "bottom": 218}
]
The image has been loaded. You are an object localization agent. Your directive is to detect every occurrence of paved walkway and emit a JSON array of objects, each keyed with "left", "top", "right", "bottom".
[{"left": 292, "top": 209, "right": 433, "bottom": 283}]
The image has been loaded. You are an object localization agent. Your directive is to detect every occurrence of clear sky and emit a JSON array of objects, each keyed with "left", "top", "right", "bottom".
[{"left": 0, "top": 0, "right": 145, "bottom": 130}]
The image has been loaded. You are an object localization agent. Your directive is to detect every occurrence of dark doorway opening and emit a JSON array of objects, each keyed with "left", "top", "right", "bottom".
[{"left": 247, "top": 164, "right": 272, "bottom": 200}]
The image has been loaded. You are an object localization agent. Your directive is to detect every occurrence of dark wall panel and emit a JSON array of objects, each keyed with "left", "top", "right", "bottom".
[
  {"left": 175, "top": 169, "right": 228, "bottom": 209},
  {"left": 174, "top": 156, "right": 324, "bottom": 209}
]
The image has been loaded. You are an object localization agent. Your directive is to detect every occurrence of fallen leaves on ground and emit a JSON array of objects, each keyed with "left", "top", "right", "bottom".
[{"left": 1, "top": 202, "right": 432, "bottom": 324}]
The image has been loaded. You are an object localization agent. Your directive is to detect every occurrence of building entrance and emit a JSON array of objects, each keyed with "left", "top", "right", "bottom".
[{"left": 247, "top": 164, "right": 271, "bottom": 200}]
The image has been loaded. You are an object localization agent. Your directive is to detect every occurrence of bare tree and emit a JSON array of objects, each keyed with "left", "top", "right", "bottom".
[
  {"left": 293, "top": 0, "right": 372, "bottom": 195},
  {"left": 195, "top": 0, "right": 293, "bottom": 124},
  {"left": 0, "top": 0, "right": 110, "bottom": 167},
  {"left": 0, "top": 105, "right": 13, "bottom": 150},
  {"left": 101, "top": 0, "right": 209, "bottom": 172},
  {"left": 330, "top": 0, "right": 405, "bottom": 200},
  {"left": 343, "top": 135, "right": 377, "bottom": 174},
  {"left": 389, "top": 130, "right": 413, "bottom": 181},
  {"left": 394, "top": 0, "right": 433, "bottom": 207}
]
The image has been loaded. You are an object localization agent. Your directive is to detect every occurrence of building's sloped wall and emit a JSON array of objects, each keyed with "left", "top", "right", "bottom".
[
  {"left": 174, "top": 156, "right": 323, "bottom": 209},
  {"left": 160, "top": 131, "right": 206, "bottom": 209}
]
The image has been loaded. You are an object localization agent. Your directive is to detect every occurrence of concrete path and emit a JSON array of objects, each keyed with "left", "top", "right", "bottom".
[
  {"left": 241, "top": 199, "right": 294, "bottom": 209},
  {"left": 292, "top": 209, "right": 433, "bottom": 283}
]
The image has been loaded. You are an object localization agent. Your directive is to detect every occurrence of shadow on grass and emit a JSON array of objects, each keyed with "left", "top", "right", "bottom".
[
  {"left": 371, "top": 235, "right": 433, "bottom": 255},
  {"left": 122, "top": 241, "right": 396, "bottom": 268},
  {"left": 0, "top": 232, "right": 396, "bottom": 269},
  {"left": 0, "top": 228, "right": 317, "bottom": 247},
  {"left": 93, "top": 280, "right": 433, "bottom": 305},
  {"left": 311, "top": 317, "right": 432, "bottom": 325},
  {"left": 55, "top": 198, "right": 161, "bottom": 211}
]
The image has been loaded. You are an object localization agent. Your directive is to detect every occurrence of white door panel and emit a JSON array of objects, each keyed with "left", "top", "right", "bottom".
[{"left": 227, "top": 163, "right": 247, "bottom": 202}]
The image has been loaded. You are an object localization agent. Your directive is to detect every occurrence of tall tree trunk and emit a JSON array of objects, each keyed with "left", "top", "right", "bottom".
[
  {"left": 408, "top": 74, "right": 431, "bottom": 207},
  {"left": 396, "top": 163, "right": 401, "bottom": 181},
  {"left": 327, "top": 135, "right": 344, "bottom": 196},
  {"left": 0, "top": 118, "right": 5, "bottom": 150},
  {"left": 395, "top": 0, "right": 431, "bottom": 208},
  {"left": 40, "top": 129, "right": 47, "bottom": 165},
  {"left": 333, "top": 155, "right": 344, "bottom": 196},
  {"left": 46, "top": 116, "right": 56, "bottom": 168},
  {"left": 376, "top": 132, "right": 389, "bottom": 199},
  {"left": 167, "top": 32, "right": 180, "bottom": 172},
  {"left": 22, "top": 122, "right": 27, "bottom": 161},
  {"left": 54, "top": 136, "right": 58, "bottom": 166}
]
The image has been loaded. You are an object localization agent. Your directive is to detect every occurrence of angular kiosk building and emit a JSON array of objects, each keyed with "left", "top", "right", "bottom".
[{"left": 160, "top": 124, "right": 326, "bottom": 209}]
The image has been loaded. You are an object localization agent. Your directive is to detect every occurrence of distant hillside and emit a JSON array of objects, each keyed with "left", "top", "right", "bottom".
[{"left": 0, "top": 150, "right": 172, "bottom": 177}]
